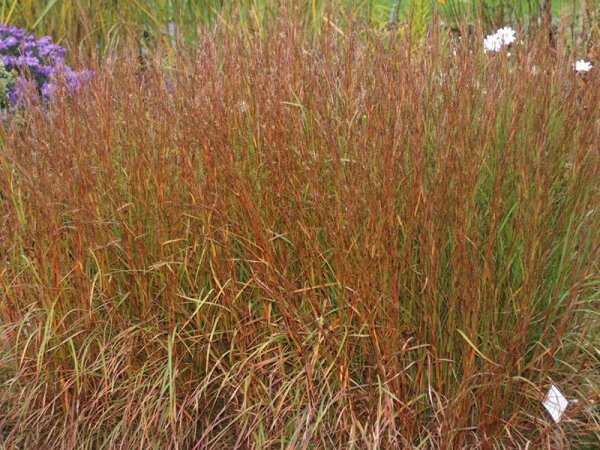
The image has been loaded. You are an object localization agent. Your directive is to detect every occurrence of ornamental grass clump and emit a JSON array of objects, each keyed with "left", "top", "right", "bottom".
[
  {"left": 0, "top": 24, "right": 91, "bottom": 106},
  {"left": 0, "top": 17, "right": 599, "bottom": 449}
]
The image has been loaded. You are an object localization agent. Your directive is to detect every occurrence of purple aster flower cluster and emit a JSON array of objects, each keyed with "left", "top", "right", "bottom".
[{"left": 0, "top": 24, "right": 92, "bottom": 105}]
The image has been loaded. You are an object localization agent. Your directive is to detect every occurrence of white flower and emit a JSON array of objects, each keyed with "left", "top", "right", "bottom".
[
  {"left": 573, "top": 60, "right": 593, "bottom": 73},
  {"left": 484, "top": 26, "right": 517, "bottom": 53},
  {"left": 496, "top": 27, "right": 516, "bottom": 45},
  {"left": 484, "top": 33, "right": 502, "bottom": 53}
]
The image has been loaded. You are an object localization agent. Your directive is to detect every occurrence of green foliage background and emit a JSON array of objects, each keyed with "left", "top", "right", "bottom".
[{"left": 0, "top": 0, "right": 595, "bottom": 54}]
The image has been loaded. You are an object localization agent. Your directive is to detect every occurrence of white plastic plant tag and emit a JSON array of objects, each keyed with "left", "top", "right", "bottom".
[{"left": 542, "top": 384, "right": 568, "bottom": 423}]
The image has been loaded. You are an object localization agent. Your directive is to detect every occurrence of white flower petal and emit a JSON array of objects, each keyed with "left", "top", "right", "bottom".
[
  {"left": 574, "top": 60, "right": 593, "bottom": 73},
  {"left": 496, "top": 26, "right": 516, "bottom": 45},
  {"left": 484, "top": 33, "right": 502, "bottom": 53}
]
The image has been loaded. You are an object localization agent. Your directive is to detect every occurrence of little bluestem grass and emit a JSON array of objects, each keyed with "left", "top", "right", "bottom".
[{"left": 0, "top": 17, "right": 599, "bottom": 449}]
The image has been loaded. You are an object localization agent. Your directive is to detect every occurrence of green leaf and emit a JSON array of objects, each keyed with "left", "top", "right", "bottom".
[{"left": 457, "top": 329, "right": 498, "bottom": 366}]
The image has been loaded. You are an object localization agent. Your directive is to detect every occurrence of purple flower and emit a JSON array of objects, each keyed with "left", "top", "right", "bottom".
[
  {"left": 48, "top": 66, "right": 94, "bottom": 93},
  {"left": 19, "top": 54, "right": 40, "bottom": 68},
  {"left": 5, "top": 90, "right": 17, "bottom": 104},
  {"left": 40, "top": 81, "right": 54, "bottom": 97},
  {"left": 0, "top": 25, "right": 26, "bottom": 39},
  {"left": 36, "top": 65, "right": 53, "bottom": 77},
  {"left": 1, "top": 54, "right": 14, "bottom": 65},
  {"left": 0, "top": 23, "right": 92, "bottom": 106},
  {"left": 36, "top": 36, "right": 52, "bottom": 46},
  {"left": 0, "top": 35, "right": 17, "bottom": 50},
  {"left": 6, "top": 76, "right": 37, "bottom": 105}
]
